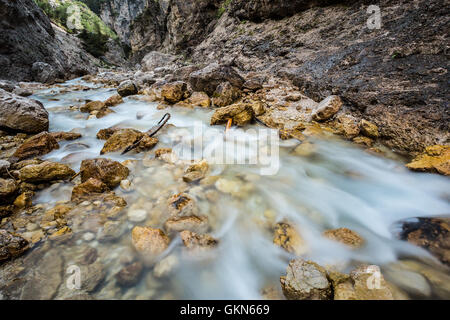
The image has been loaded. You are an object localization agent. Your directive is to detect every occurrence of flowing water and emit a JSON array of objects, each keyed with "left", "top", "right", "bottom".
[{"left": 11, "top": 78, "right": 449, "bottom": 299}]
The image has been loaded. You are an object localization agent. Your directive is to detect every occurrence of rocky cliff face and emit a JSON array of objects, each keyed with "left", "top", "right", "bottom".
[
  {"left": 97, "top": 0, "right": 147, "bottom": 47},
  {"left": 190, "top": 0, "right": 449, "bottom": 153},
  {"left": 0, "top": 0, "right": 98, "bottom": 82}
]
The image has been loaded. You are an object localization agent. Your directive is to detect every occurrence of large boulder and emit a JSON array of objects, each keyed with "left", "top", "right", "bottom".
[
  {"left": 117, "top": 80, "right": 138, "bottom": 97},
  {"left": 80, "top": 158, "right": 129, "bottom": 189},
  {"left": 161, "top": 81, "right": 189, "bottom": 104},
  {"left": 280, "top": 259, "right": 332, "bottom": 300},
  {"left": 18, "top": 161, "right": 75, "bottom": 183},
  {"left": 189, "top": 63, "right": 245, "bottom": 96},
  {"left": 13, "top": 132, "right": 59, "bottom": 161},
  {"left": 210, "top": 103, "right": 255, "bottom": 127},
  {"left": 0, "top": 89, "right": 49, "bottom": 133}
]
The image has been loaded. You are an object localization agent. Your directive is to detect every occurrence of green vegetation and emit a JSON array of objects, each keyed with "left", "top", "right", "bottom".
[
  {"left": 217, "top": 0, "right": 232, "bottom": 19},
  {"left": 34, "top": 0, "right": 117, "bottom": 57}
]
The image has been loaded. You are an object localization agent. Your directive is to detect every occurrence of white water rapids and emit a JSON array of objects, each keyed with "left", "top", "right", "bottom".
[{"left": 27, "top": 78, "right": 450, "bottom": 299}]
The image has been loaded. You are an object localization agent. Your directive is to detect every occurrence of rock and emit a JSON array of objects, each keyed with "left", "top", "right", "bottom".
[
  {"left": 323, "top": 228, "right": 364, "bottom": 249},
  {"left": 18, "top": 161, "right": 75, "bottom": 183},
  {"left": 352, "top": 136, "right": 374, "bottom": 147},
  {"left": 311, "top": 96, "right": 343, "bottom": 121},
  {"left": 80, "top": 101, "right": 106, "bottom": 113},
  {"left": 141, "top": 51, "right": 177, "bottom": 72},
  {"left": 243, "top": 77, "right": 264, "bottom": 91},
  {"left": 49, "top": 131, "right": 82, "bottom": 142},
  {"left": 333, "top": 114, "right": 360, "bottom": 139},
  {"left": 48, "top": 226, "right": 72, "bottom": 241},
  {"left": 406, "top": 145, "right": 450, "bottom": 175},
  {"left": 104, "top": 94, "right": 124, "bottom": 107},
  {"left": 155, "top": 148, "right": 173, "bottom": 158},
  {"left": 250, "top": 101, "right": 267, "bottom": 116},
  {"left": 0, "top": 230, "right": 29, "bottom": 263},
  {"left": 210, "top": 103, "right": 255, "bottom": 127},
  {"left": 167, "top": 193, "right": 197, "bottom": 217},
  {"left": 99, "top": 221, "right": 125, "bottom": 242},
  {"left": 0, "top": 89, "right": 48, "bottom": 133},
  {"left": 153, "top": 255, "right": 178, "bottom": 278},
  {"left": 96, "top": 127, "right": 120, "bottom": 140},
  {"left": 273, "top": 222, "right": 307, "bottom": 256},
  {"left": 131, "top": 227, "right": 170, "bottom": 263},
  {"left": 13, "top": 132, "right": 59, "bottom": 161},
  {"left": 400, "top": 217, "right": 450, "bottom": 266},
  {"left": 31, "top": 62, "right": 57, "bottom": 83},
  {"left": 189, "top": 63, "right": 245, "bottom": 96},
  {"left": 0, "top": 159, "right": 11, "bottom": 175},
  {"left": 185, "top": 91, "right": 211, "bottom": 108},
  {"left": 212, "top": 82, "right": 242, "bottom": 107},
  {"left": 80, "top": 158, "right": 129, "bottom": 189},
  {"left": 161, "top": 81, "right": 189, "bottom": 104},
  {"left": 115, "top": 262, "right": 144, "bottom": 287},
  {"left": 95, "top": 107, "right": 115, "bottom": 119},
  {"left": 117, "top": 80, "right": 137, "bottom": 97},
  {"left": 182, "top": 171, "right": 205, "bottom": 183},
  {"left": 180, "top": 230, "right": 218, "bottom": 251},
  {"left": 294, "top": 141, "right": 316, "bottom": 157},
  {"left": 80, "top": 261, "right": 106, "bottom": 293},
  {"left": 359, "top": 120, "right": 379, "bottom": 139},
  {"left": 13, "top": 191, "right": 33, "bottom": 208},
  {"left": 280, "top": 259, "right": 332, "bottom": 300},
  {"left": 100, "top": 129, "right": 157, "bottom": 154},
  {"left": 0, "top": 178, "right": 18, "bottom": 203},
  {"left": 127, "top": 209, "right": 147, "bottom": 222},
  {"left": 334, "top": 265, "right": 394, "bottom": 300},
  {"left": 71, "top": 178, "right": 109, "bottom": 203},
  {"left": 164, "top": 215, "right": 209, "bottom": 234},
  {"left": 20, "top": 249, "right": 62, "bottom": 299}
]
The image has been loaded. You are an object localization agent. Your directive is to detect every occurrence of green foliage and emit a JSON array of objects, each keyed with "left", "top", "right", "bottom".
[
  {"left": 217, "top": 0, "right": 232, "bottom": 19},
  {"left": 34, "top": 0, "right": 117, "bottom": 57}
]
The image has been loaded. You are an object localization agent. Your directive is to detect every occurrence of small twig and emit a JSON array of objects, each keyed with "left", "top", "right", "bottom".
[
  {"left": 5, "top": 167, "right": 16, "bottom": 181},
  {"left": 70, "top": 171, "right": 81, "bottom": 181}
]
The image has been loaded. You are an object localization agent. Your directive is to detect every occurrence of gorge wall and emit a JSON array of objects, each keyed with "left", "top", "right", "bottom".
[{"left": 0, "top": 0, "right": 98, "bottom": 82}]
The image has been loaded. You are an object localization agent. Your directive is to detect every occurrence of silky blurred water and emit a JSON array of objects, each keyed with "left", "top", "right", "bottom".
[{"left": 25, "top": 78, "right": 450, "bottom": 299}]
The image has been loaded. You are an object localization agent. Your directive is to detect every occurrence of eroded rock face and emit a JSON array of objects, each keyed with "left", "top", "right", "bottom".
[
  {"left": 406, "top": 145, "right": 450, "bottom": 176},
  {"left": 280, "top": 259, "right": 332, "bottom": 300},
  {"left": 210, "top": 103, "right": 255, "bottom": 127},
  {"left": 0, "top": 0, "right": 97, "bottom": 82},
  {"left": 80, "top": 158, "right": 129, "bottom": 189},
  {"left": 0, "top": 89, "right": 49, "bottom": 134},
  {"left": 13, "top": 132, "right": 59, "bottom": 161},
  {"left": 0, "top": 230, "right": 29, "bottom": 264},
  {"left": 18, "top": 161, "right": 75, "bottom": 183},
  {"left": 189, "top": 63, "right": 245, "bottom": 96}
]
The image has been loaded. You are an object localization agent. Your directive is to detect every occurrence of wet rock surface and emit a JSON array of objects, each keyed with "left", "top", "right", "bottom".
[
  {"left": 80, "top": 158, "right": 129, "bottom": 189},
  {"left": 0, "top": 90, "right": 49, "bottom": 134},
  {"left": 13, "top": 132, "right": 59, "bottom": 161}
]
